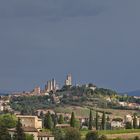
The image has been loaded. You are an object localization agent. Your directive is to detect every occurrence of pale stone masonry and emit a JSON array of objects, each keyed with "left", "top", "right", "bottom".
[
  {"left": 9, "top": 115, "right": 54, "bottom": 140},
  {"left": 17, "top": 115, "right": 42, "bottom": 130}
]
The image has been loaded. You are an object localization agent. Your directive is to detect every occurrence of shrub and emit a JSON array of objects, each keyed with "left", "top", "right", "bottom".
[
  {"left": 86, "top": 131, "right": 99, "bottom": 140},
  {"left": 99, "top": 135, "right": 107, "bottom": 140},
  {"left": 65, "top": 127, "right": 81, "bottom": 140}
]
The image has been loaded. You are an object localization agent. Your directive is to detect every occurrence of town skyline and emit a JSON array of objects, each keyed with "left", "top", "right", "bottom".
[{"left": 0, "top": 73, "right": 138, "bottom": 94}]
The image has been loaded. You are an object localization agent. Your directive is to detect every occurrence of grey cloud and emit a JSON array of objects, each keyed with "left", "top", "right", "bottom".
[
  {"left": 0, "top": 0, "right": 106, "bottom": 19},
  {"left": 0, "top": 0, "right": 140, "bottom": 92}
]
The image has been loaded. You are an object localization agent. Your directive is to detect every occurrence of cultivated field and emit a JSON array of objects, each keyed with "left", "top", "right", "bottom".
[
  {"left": 81, "top": 129, "right": 140, "bottom": 140},
  {"left": 54, "top": 105, "right": 139, "bottom": 118}
]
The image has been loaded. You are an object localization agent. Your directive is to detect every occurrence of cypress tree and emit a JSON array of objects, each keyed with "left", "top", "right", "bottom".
[
  {"left": 40, "top": 111, "right": 44, "bottom": 119},
  {"left": 52, "top": 113, "right": 58, "bottom": 128},
  {"left": 70, "top": 112, "right": 76, "bottom": 127},
  {"left": 95, "top": 111, "right": 99, "bottom": 130},
  {"left": 44, "top": 111, "right": 53, "bottom": 129},
  {"left": 101, "top": 111, "right": 106, "bottom": 130},
  {"left": 0, "top": 125, "right": 11, "bottom": 140},
  {"left": 133, "top": 114, "right": 137, "bottom": 129},
  {"left": 14, "top": 118, "right": 25, "bottom": 140},
  {"left": 88, "top": 109, "right": 93, "bottom": 130},
  {"left": 58, "top": 114, "right": 64, "bottom": 124}
]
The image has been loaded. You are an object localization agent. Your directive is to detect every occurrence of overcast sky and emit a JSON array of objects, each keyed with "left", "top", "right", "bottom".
[{"left": 0, "top": 0, "right": 140, "bottom": 92}]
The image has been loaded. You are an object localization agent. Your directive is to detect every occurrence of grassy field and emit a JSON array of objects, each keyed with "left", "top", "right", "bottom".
[
  {"left": 54, "top": 105, "right": 139, "bottom": 118},
  {"left": 99, "top": 129, "right": 140, "bottom": 134},
  {"left": 80, "top": 129, "right": 140, "bottom": 139},
  {"left": 94, "top": 108, "right": 139, "bottom": 118},
  {"left": 53, "top": 105, "right": 140, "bottom": 139},
  {"left": 54, "top": 106, "right": 95, "bottom": 117}
]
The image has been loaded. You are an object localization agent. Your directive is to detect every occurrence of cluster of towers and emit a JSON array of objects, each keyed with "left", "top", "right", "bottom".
[
  {"left": 45, "top": 78, "right": 58, "bottom": 92},
  {"left": 33, "top": 74, "right": 72, "bottom": 94}
]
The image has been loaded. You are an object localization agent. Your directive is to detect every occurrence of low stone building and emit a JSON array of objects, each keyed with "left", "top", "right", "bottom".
[
  {"left": 16, "top": 115, "right": 42, "bottom": 130},
  {"left": 9, "top": 127, "right": 54, "bottom": 140},
  {"left": 111, "top": 118, "right": 124, "bottom": 129},
  {"left": 9, "top": 115, "right": 54, "bottom": 140}
]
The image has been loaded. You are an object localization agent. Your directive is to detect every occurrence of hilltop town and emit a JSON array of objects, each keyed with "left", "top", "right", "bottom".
[{"left": 1, "top": 74, "right": 140, "bottom": 140}]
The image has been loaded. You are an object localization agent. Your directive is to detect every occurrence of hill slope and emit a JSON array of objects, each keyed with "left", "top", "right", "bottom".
[{"left": 126, "top": 90, "right": 140, "bottom": 96}]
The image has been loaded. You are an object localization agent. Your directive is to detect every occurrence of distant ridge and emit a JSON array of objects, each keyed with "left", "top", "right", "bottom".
[
  {"left": 125, "top": 90, "right": 140, "bottom": 96},
  {"left": 0, "top": 90, "right": 12, "bottom": 95}
]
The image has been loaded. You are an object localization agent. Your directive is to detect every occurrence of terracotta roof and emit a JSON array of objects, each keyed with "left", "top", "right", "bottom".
[
  {"left": 23, "top": 127, "right": 38, "bottom": 132},
  {"left": 16, "top": 115, "right": 38, "bottom": 118},
  {"left": 38, "top": 132, "right": 54, "bottom": 137},
  {"left": 56, "top": 124, "right": 70, "bottom": 127},
  {"left": 8, "top": 127, "right": 38, "bottom": 132},
  {"left": 76, "top": 116, "right": 88, "bottom": 119}
]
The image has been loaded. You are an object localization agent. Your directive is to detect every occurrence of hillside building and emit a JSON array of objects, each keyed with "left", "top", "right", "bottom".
[
  {"left": 16, "top": 115, "right": 42, "bottom": 130},
  {"left": 9, "top": 115, "right": 54, "bottom": 140},
  {"left": 65, "top": 74, "right": 72, "bottom": 86},
  {"left": 33, "top": 86, "right": 41, "bottom": 94}
]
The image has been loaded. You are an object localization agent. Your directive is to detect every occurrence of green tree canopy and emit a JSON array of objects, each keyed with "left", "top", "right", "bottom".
[
  {"left": 25, "top": 134, "right": 34, "bottom": 140},
  {"left": 65, "top": 128, "right": 81, "bottom": 140},
  {"left": 70, "top": 112, "right": 76, "bottom": 128},
  {"left": 95, "top": 111, "right": 99, "bottom": 130},
  {"left": 44, "top": 111, "right": 53, "bottom": 129},
  {"left": 98, "top": 135, "right": 107, "bottom": 140},
  {"left": 0, "top": 125, "right": 11, "bottom": 140},
  {"left": 125, "top": 122, "right": 132, "bottom": 129},
  {"left": 0, "top": 114, "right": 17, "bottom": 128},
  {"left": 52, "top": 128, "right": 65, "bottom": 140},
  {"left": 14, "top": 118, "right": 25, "bottom": 140},
  {"left": 88, "top": 109, "right": 93, "bottom": 130},
  {"left": 58, "top": 114, "right": 64, "bottom": 124},
  {"left": 86, "top": 131, "right": 99, "bottom": 140},
  {"left": 101, "top": 111, "right": 106, "bottom": 130},
  {"left": 133, "top": 114, "right": 137, "bottom": 129}
]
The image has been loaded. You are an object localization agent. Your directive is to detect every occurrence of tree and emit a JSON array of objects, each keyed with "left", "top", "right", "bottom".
[
  {"left": 70, "top": 112, "right": 76, "bottom": 127},
  {"left": 125, "top": 122, "right": 132, "bottom": 129},
  {"left": 99, "top": 135, "right": 107, "bottom": 140},
  {"left": 40, "top": 111, "right": 44, "bottom": 119},
  {"left": 0, "top": 125, "right": 11, "bottom": 140},
  {"left": 101, "top": 111, "right": 106, "bottom": 130},
  {"left": 133, "top": 114, "right": 137, "bottom": 129},
  {"left": 52, "top": 113, "right": 58, "bottom": 128},
  {"left": 139, "top": 122, "right": 140, "bottom": 129},
  {"left": 134, "top": 136, "right": 140, "bottom": 140},
  {"left": 58, "top": 114, "right": 64, "bottom": 124},
  {"left": 14, "top": 118, "right": 25, "bottom": 140},
  {"left": 25, "top": 134, "right": 34, "bottom": 140},
  {"left": 65, "top": 128, "right": 81, "bottom": 140},
  {"left": 52, "top": 128, "right": 65, "bottom": 140},
  {"left": 86, "top": 131, "right": 99, "bottom": 140},
  {"left": 75, "top": 119, "right": 80, "bottom": 129},
  {"left": 0, "top": 114, "right": 17, "bottom": 128},
  {"left": 88, "top": 109, "right": 93, "bottom": 130},
  {"left": 95, "top": 111, "right": 99, "bottom": 130},
  {"left": 44, "top": 111, "right": 53, "bottom": 129},
  {"left": 107, "top": 116, "right": 110, "bottom": 122}
]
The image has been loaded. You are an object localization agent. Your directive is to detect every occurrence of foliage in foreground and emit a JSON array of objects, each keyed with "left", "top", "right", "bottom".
[{"left": 0, "top": 113, "right": 17, "bottom": 128}]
